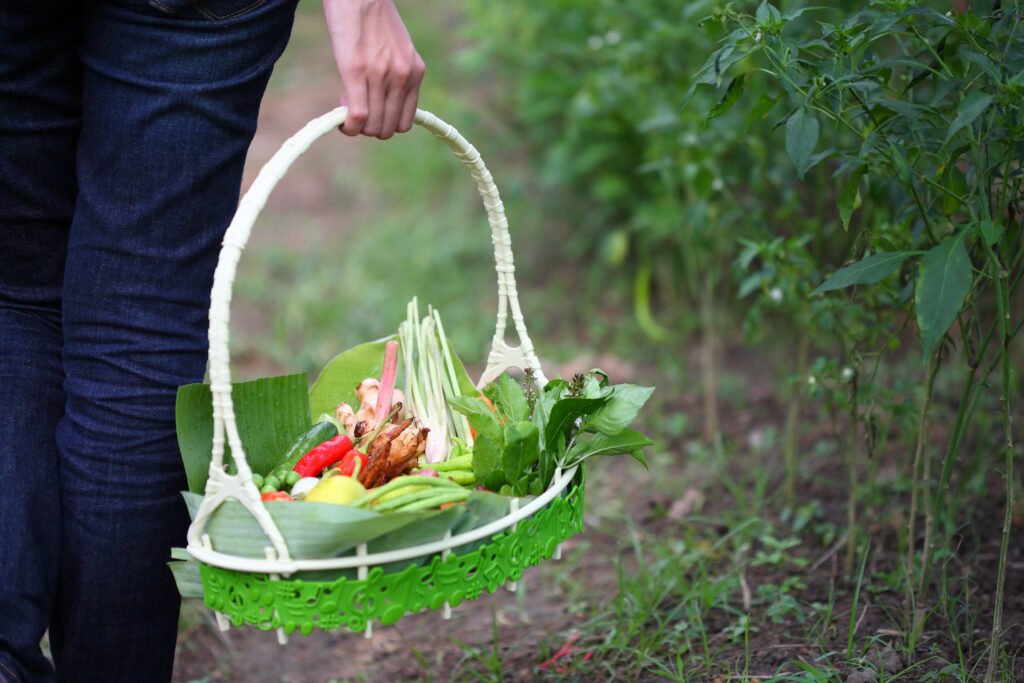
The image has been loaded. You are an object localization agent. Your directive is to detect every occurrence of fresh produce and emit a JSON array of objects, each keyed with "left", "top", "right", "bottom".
[
  {"left": 399, "top": 299, "right": 473, "bottom": 462},
  {"left": 293, "top": 434, "right": 354, "bottom": 478},
  {"left": 415, "top": 448, "right": 475, "bottom": 485},
  {"left": 375, "top": 341, "right": 399, "bottom": 422},
  {"left": 332, "top": 450, "right": 367, "bottom": 478},
  {"left": 247, "top": 307, "right": 652, "bottom": 515},
  {"left": 358, "top": 417, "right": 428, "bottom": 488},
  {"left": 260, "top": 491, "right": 292, "bottom": 502},
  {"left": 288, "top": 477, "right": 320, "bottom": 498},
  {"left": 304, "top": 471, "right": 368, "bottom": 506},
  {"left": 266, "top": 420, "right": 338, "bottom": 484},
  {"left": 375, "top": 484, "right": 428, "bottom": 504},
  {"left": 335, "top": 346, "right": 407, "bottom": 441},
  {"left": 450, "top": 369, "right": 654, "bottom": 496},
  {"left": 428, "top": 455, "right": 473, "bottom": 472},
  {"left": 353, "top": 475, "right": 464, "bottom": 512}
]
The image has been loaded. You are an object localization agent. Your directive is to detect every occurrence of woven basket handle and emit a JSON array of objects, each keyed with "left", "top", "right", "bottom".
[{"left": 191, "top": 108, "right": 545, "bottom": 560}]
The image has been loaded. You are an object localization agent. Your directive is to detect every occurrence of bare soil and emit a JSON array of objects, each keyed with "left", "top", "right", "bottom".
[{"left": 172, "top": 347, "right": 1024, "bottom": 682}]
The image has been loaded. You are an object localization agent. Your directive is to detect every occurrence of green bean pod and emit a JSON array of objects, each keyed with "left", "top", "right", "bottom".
[
  {"left": 353, "top": 475, "right": 460, "bottom": 508},
  {"left": 440, "top": 470, "right": 476, "bottom": 485},
  {"left": 372, "top": 487, "right": 456, "bottom": 512},
  {"left": 431, "top": 455, "right": 474, "bottom": 472},
  {"left": 392, "top": 489, "right": 470, "bottom": 512}
]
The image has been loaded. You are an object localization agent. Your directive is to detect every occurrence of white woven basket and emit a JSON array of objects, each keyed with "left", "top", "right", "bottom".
[{"left": 185, "top": 107, "right": 578, "bottom": 594}]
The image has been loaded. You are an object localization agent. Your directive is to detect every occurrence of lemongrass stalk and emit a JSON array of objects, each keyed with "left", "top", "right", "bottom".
[
  {"left": 432, "top": 308, "right": 473, "bottom": 445},
  {"left": 420, "top": 315, "right": 450, "bottom": 462},
  {"left": 401, "top": 298, "right": 445, "bottom": 460}
]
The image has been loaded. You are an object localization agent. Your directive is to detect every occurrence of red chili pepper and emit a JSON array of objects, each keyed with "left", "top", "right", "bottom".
[
  {"left": 261, "top": 491, "right": 292, "bottom": 502},
  {"left": 293, "top": 434, "right": 353, "bottom": 478},
  {"left": 332, "top": 450, "right": 367, "bottom": 478}
]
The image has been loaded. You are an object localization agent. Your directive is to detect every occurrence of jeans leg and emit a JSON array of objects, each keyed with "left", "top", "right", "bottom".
[
  {"left": 0, "top": 2, "right": 82, "bottom": 682},
  {"left": 48, "top": 2, "right": 297, "bottom": 681}
]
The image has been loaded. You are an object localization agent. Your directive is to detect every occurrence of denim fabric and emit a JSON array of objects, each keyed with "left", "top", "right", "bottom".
[{"left": 0, "top": 1, "right": 297, "bottom": 680}]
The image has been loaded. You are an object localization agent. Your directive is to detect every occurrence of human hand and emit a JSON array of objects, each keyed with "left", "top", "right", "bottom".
[{"left": 323, "top": 0, "right": 425, "bottom": 139}]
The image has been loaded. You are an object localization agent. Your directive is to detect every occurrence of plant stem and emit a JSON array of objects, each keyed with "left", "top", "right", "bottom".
[
  {"left": 905, "top": 352, "right": 939, "bottom": 619},
  {"left": 985, "top": 249, "right": 1016, "bottom": 683},
  {"left": 845, "top": 386, "right": 859, "bottom": 576}
]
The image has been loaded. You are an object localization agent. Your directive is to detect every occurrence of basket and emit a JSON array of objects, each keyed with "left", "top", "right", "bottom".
[{"left": 184, "top": 108, "right": 585, "bottom": 640}]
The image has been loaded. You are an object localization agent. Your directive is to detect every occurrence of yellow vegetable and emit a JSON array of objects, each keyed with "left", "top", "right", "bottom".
[{"left": 304, "top": 473, "right": 367, "bottom": 505}]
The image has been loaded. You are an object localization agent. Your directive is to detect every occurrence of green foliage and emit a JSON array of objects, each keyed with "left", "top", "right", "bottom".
[
  {"left": 461, "top": 0, "right": 1023, "bottom": 673},
  {"left": 453, "top": 370, "right": 654, "bottom": 495},
  {"left": 462, "top": 0, "right": 804, "bottom": 339},
  {"left": 689, "top": 0, "right": 1024, "bottom": 670}
]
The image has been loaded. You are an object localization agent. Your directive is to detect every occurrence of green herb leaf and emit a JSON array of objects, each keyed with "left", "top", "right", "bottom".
[
  {"left": 471, "top": 433, "right": 506, "bottom": 491},
  {"left": 813, "top": 251, "right": 920, "bottom": 294},
  {"left": 449, "top": 395, "right": 503, "bottom": 443},
  {"left": 308, "top": 337, "right": 391, "bottom": 419},
  {"left": 531, "top": 379, "right": 566, "bottom": 442},
  {"left": 502, "top": 421, "right": 541, "bottom": 491},
  {"left": 565, "top": 429, "right": 655, "bottom": 466},
  {"left": 544, "top": 397, "right": 608, "bottom": 446},
  {"left": 586, "top": 384, "right": 655, "bottom": 436},
  {"left": 492, "top": 372, "right": 530, "bottom": 423},
  {"left": 176, "top": 374, "right": 311, "bottom": 493},
  {"left": 786, "top": 108, "right": 819, "bottom": 179},
  {"left": 916, "top": 234, "right": 972, "bottom": 357},
  {"left": 629, "top": 450, "right": 649, "bottom": 468}
]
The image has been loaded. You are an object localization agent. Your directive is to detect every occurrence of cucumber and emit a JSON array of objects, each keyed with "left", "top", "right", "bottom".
[{"left": 267, "top": 420, "right": 339, "bottom": 482}]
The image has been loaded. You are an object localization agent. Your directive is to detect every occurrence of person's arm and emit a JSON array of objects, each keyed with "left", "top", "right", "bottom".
[{"left": 323, "top": 0, "right": 425, "bottom": 139}]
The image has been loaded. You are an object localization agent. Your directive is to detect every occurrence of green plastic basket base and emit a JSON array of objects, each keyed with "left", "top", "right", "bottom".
[{"left": 199, "top": 478, "right": 585, "bottom": 635}]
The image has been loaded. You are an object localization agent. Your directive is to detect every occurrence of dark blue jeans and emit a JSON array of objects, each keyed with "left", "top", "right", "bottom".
[{"left": 0, "top": 1, "right": 297, "bottom": 681}]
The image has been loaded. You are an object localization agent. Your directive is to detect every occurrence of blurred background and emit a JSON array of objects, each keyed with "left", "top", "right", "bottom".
[{"left": 175, "top": 1, "right": 1023, "bottom": 681}]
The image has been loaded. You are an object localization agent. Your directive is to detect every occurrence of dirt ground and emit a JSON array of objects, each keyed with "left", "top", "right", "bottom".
[{"left": 171, "top": 344, "right": 1023, "bottom": 681}]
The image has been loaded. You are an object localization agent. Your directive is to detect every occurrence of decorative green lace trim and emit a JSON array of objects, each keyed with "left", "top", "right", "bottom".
[{"left": 199, "top": 478, "right": 585, "bottom": 635}]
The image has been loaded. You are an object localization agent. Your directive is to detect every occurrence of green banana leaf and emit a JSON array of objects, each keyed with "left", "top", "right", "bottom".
[
  {"left": 307, "top": 328, "right": 480, "bottom": 424},
  {"left": 168, "top": 547, "right": 204, "bottom": 599},
  {"left": 179, "top": 489, "right": 515, "bottom": 578},
  {"left": 176, "top": 374, "right": 311, "bottom": 493},
  {"left": 183, "top": 491, "right": 445, "bottom": 560},
  {"left": 308, "top": 337, "right": 392, "bottom": 420}
]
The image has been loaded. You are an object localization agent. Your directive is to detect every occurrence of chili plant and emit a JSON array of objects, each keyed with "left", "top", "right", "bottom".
[
  {"left": 692, "top": 1, "right": 1023, "bottom": 674},
  {"left": 461, "top": 0, "right": 822, "bottom": 442}
]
